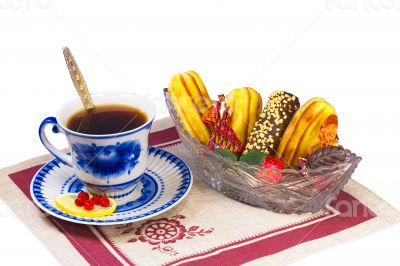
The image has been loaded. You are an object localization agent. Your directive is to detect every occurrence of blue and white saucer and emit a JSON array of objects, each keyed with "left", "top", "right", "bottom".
[{"left": 30, "top": 147, "right": 192, "bottom": 225}]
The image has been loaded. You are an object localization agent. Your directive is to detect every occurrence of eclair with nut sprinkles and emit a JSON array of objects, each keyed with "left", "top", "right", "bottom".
[{"left": 243, "top": 90, "right": 300, "bottom": 156}]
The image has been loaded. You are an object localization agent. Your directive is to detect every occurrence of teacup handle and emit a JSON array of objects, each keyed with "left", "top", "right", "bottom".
[{"left": 39, "top": 117, "right": 73, "bottom": 167}]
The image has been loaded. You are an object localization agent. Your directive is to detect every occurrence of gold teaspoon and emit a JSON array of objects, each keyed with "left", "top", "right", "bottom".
[{"left": 63, "top": 47, "right": 94, "bottom": 132}]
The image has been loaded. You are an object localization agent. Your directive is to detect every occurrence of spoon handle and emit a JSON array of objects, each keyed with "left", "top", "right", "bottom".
[{"left": 63, "top": 47, "right": 95, "bottom": 110}]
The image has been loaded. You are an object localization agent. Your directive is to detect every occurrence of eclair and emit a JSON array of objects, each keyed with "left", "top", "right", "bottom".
[{"left": 243, "top": 90, "right": 300, "bottom": 156}]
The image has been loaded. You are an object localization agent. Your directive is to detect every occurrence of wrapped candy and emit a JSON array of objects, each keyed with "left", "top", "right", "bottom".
[{"left": 202, "top": 95, "right": 243, "bottom": 155}]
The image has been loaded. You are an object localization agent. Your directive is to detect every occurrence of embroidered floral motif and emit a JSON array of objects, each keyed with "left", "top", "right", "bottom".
[{"left": 115, "top": 214, "right": 214, "bottom": 256}]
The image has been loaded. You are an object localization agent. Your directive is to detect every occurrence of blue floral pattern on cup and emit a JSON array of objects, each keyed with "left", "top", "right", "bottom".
[{"left": 72, "top": 140, "right": 141, "bottom": 178}]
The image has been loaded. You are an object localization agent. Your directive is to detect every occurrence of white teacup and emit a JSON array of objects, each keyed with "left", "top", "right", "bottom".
[{"left": 39, "top": 92, "right": 156, "bottom": 199}]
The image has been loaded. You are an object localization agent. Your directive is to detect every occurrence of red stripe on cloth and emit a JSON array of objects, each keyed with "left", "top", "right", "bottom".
[
  {"left": 9, "top": 164, "right": 43, "bottom": 200},
  {"left": 94, "top": 226, "right": 136, "bottom": 266},
  {"left": 170, "top": 191, "right": 377, "bottom": 266},
  {"left": 156, "top": 140, "right": 182, "bottom": 149},
  {"left": 49, "top": 217, "right": 124, "bottom": 266},
  {"left": 149, "top": 126, "right": 180, "bottom": 146}
]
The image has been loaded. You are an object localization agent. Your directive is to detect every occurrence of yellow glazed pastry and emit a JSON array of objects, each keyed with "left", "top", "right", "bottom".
[
  {"left": 277, "top": 97, "right": 338, "bottom": 167},
  {"left": 168, "top": 71, "right": 212, "bottom": 145},
  {"left": 226, "top": 87, "right": 262, "bottom": 147}
]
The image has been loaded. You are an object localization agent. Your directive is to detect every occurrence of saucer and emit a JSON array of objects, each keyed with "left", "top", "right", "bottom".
[{"left": 30, "top": 147, "right": 192, "bottom": 225}]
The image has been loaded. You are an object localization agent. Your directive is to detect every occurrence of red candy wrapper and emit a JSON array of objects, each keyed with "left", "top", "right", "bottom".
[{"left": 202, "top": 95, "right": 243, "bottom": 155}]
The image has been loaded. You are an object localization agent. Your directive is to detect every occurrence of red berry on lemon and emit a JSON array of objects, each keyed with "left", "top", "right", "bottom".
[
  {"left": 99, "top": 196, "right": 110, "bottom": 207},
  {"left": 84, "top": 200, "right": 94, "bottom": 210},
  {"left": 74, "top": 198, "right": 85, "bottom": 207},
  {"left": 90, "top": 195, "right": 101, "bottom": 205},
  {"left": 78, "top": 191, "right": 89, "bottom": 201}
]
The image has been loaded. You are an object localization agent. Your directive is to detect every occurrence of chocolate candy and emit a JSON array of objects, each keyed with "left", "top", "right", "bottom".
[
  {"left": 307, "top": 145, "right": 346, "bottom": 169},
  {"left": 243, "top": 90, "right": 300, "bottom": 156}
]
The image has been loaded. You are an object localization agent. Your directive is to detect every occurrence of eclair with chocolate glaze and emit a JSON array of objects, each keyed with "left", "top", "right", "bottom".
[{"left": 243, "top": 90, "right": 300, "bottom": 156}]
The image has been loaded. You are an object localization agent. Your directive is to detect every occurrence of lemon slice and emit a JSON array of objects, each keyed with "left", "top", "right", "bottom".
[{"left": 55, "top": 193, "right": 117, "bottom": 218}]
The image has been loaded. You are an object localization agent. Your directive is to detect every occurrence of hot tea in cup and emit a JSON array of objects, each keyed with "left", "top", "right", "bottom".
[{"left": 66, "top": 104, "right": 148, "bottom": 135}]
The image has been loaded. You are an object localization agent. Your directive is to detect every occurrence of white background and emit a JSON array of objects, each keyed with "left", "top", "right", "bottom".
[{"left": 0, "top": 0, "right": 399, "bottom": 265}]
